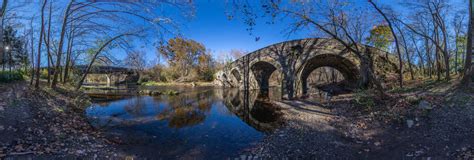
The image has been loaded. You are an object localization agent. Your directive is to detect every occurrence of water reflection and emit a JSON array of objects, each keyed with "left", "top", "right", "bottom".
[
  {"left": 85, "top": 87, "right": 283, "bottom": 159},
  {"left": 222, "top": 88, "right": 283, "bottom": 132}
]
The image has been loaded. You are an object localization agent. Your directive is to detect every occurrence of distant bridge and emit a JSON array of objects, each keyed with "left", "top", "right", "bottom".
[
  {"left": 215, "top": 38, "right": 398, "bottom": 99},
  {"left": 73, "top": 65, "right": 139, "bottom": 87},
  {"left": 73, "top": 65, "right": 136, "bottom": 74}
]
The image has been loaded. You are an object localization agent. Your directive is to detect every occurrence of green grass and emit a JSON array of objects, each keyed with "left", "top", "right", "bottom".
[
  {"left": 162, "top": 90, "right": 180, "bottom": 95},
  {"left": 353, "top": 90, "right": 376, "bottom": 111},
  {"left": 0, "top": 71, "right": 24, "bottom": 83},
  {"left": 140, "top": 81, "right": 214, "bottom": 87},
  {"left": 141, "top": 81, "right": 165, "bottom": 86},
  {"left": 81, "top": 85, "right": 117, "bottom": 90},
  {"left": 389, "top": 80, "right": 440, "bottom": 94}
]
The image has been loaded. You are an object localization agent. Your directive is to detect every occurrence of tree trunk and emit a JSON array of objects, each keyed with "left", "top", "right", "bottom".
[
  {"left": 433, "top": 21, "right": 442, "bottom": 81},
  {"left": 362, "top": 50, "right": 387, "bottom": 97},
  {"left": 29, "top": 19, "right": 34, "bottom": 86},
  {"left": 435, "top": 14, "right": 450, "bottom": 80},
  {"left": 0, "top": 0, "right": 7, "bottom": 72},
  {"left": 75, "top": 34, "right": 129, "bottom": 90},
  {"left": 461, "top": 44, "right": 465, "bottom": 75},
  {"left": 425, "top": 37, "right": 432, "bottom": 78},
  {"left": 51, "top": 0, "right": 74, "bottom": 88},
  {"left": 369, "top": 1, "right": 403, "bottom": 88},
  {"left": 454, "top": 33, "right": 459, "bottom": 75},
  {"left": 412, "top": 36, "right": 425, "bottom": 77},
  {"left": 35, "top": 0, "right": 47, "bottom": 89},
  {"left": 462, "top": 0, "right": 473, "bottom": 86},
  {"left": 63, "top": 27, "right": 74, "bottom": 84},
  {"left": 395, "top": 24, "right": 415, "bottom": 80},
  {"left": 46, "top": 0, "right": 52, "bottom": 85}
]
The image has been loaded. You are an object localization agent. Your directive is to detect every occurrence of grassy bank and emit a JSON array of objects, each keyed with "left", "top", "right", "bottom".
[
  {"left": 140, "top": 81, "right": 215, "bottom": 87},
  {"left": 0, "top": 71, "right": 24, "bottom": 83}
]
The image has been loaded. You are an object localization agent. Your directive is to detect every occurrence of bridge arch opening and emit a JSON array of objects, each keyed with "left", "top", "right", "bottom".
[
  {"left": 251, "top": 61, "right": 278, "bottom": 97},
  {"left": 231, "top": 69, "right": 241, "bottom": 82},
  {"left": 300, "top": 54, "right": 359, "bottom": 96}
]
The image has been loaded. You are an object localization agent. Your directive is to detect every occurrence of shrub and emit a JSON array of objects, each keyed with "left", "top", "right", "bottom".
[
  {"left": 40, "top": 69, "right": 49, "bottom": 79},
  {"left": 0, "top": 71, "right": 24, "bottom": 83},
  {"left": 141, "top": 81, "right": 161, "bottom": 86},
  {"left": 354, "top": 90, "right": 376, "bottom": 110},
  {"left": 406, "top": 95, "right": 421, "bottom": 105},
  {"left": 138, "top": 74, "right": 151, "bottom": 84},
  {"left": 162, "top": 90, "right": 180, "bottom": 95}
]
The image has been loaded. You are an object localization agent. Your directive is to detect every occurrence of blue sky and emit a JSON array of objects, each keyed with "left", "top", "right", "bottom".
[
  {"left": 171, "top": 0, "right": 466, "bottom": 63},
  {"left": 12, "top": 0, "right": 468, "bottom": 66},
  {"left": 151, "top": 0, "right": 308, "bottom": 63},
  {"left": 183, "top": 1, "right": 305, "bottom": 54}
]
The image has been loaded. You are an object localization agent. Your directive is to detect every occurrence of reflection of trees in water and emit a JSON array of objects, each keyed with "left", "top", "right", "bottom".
[
  {"left": 124, "top": 97, "right": 146, "bottom": 117},
  {"left": 154, "top": 90, "right": 215, "bottom": 128},
  {"left": 168, "top": 107, "right": 206, "bottom": 128},
  {"left": 96, "top": 101, "right": 112, "bottom": 107}
]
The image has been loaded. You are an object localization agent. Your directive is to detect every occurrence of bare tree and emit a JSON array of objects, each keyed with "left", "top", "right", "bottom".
[
  {"left": 51, "top": 0, "right": 73, "bottom": 88},
  {"left": 29, "top": 17, "right": 35, "bottom": 86},
  {"left": 35, "top": 0, "right": 47, "bottom": 88},
  {"left": 430, "top": 1, "right": 450, "bottom": 80},
  {"left": 125, "top": 50, "right": 147, "bottom": 72},
  {"left": 369, "top": 0, "right": 404, "bottom": 87},
  {"left": 75, "top": 33, "right": 131, "bottom": 90},
  {"left": 452, "top": 12, "right": 466, "bottom": 75},
  {"left": 0, "top": 0, "right": 7, "bottom": 67},
  {"left": 62, "top": 19, "right": 75, "bottom": 83},
  {"left": 44, "top": 0, "right": 53, "bottom": 84},
  {"left": 461, "top": 0, "right": 472, "bottom": 86},
  {"left": 394, "top": 23, "right": 415, "bottom": 80},
  {"left": 410, "top": 33, "right": 426, "bottom": 76},
  {"left": 397, "top": 0, "right": 454, "bottom": 81}
]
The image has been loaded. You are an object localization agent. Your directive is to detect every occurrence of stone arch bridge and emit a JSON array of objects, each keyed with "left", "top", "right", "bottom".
[
  {"left": 214, "top": 38, "right": 398, "bottom": 99},
  {"left": 73, "top": 65, "right": 139, "bottom": 86}
]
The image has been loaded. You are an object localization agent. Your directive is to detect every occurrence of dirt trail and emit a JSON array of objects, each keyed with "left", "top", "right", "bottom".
[
  {"left": 0, "top": 82, "right": 126, "bottom": 159},
  {"left": 240, "top": 81, "right": 473, "bottom": 159}
]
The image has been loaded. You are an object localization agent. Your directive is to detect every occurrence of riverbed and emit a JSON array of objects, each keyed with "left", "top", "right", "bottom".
[{"left": 85, "top": 86, "right": 283, "bottom": 159}]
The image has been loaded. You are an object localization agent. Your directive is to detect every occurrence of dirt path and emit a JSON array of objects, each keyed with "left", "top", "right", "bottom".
[
  {"left": 0, "top": 82, "right": 126, "bottom": 159},
  {"left": 237, "top": 99, "right": 363, "bottom": 159},
  {"left": 241, "top": 82, "right": 473, "bottom": 159}
]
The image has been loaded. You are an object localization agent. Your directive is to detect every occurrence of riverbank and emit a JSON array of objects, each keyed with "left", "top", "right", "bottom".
[
  {"left": 1, "top": 79, "right": 472, "bottom": 159},
  {"left": 0, "top": 81, "right": 127, "bottom": 159},
  {"left": 239, "top": 79, "right": 473, "bottom": 159},
  {"left": 140, "top": 81, "right": 215, "bottom": 87}
]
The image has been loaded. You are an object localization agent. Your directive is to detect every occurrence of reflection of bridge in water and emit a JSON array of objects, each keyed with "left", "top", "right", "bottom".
[
  {"left": 73, "top": 65, "right": 139, "bottom": 87},
  {"left": 221, "top": 88, "right": 284, "bottom": 132},
  {"left": 88, "top": 87, "right": 285, "bottom": 133}
]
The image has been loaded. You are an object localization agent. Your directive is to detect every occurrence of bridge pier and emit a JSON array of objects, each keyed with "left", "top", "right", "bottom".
[{"left": 106, "top": 74, "right": 111, "bottom": 87}]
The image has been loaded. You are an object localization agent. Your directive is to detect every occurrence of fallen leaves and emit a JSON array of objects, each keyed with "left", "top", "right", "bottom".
[{"left": 0, "top": 83, "right": 123, "bottom": 159}]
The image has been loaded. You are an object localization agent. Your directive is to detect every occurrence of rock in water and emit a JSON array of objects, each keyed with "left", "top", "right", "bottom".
[{"left": 150, "top": 91, "right": 162, "bottom": 96}]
